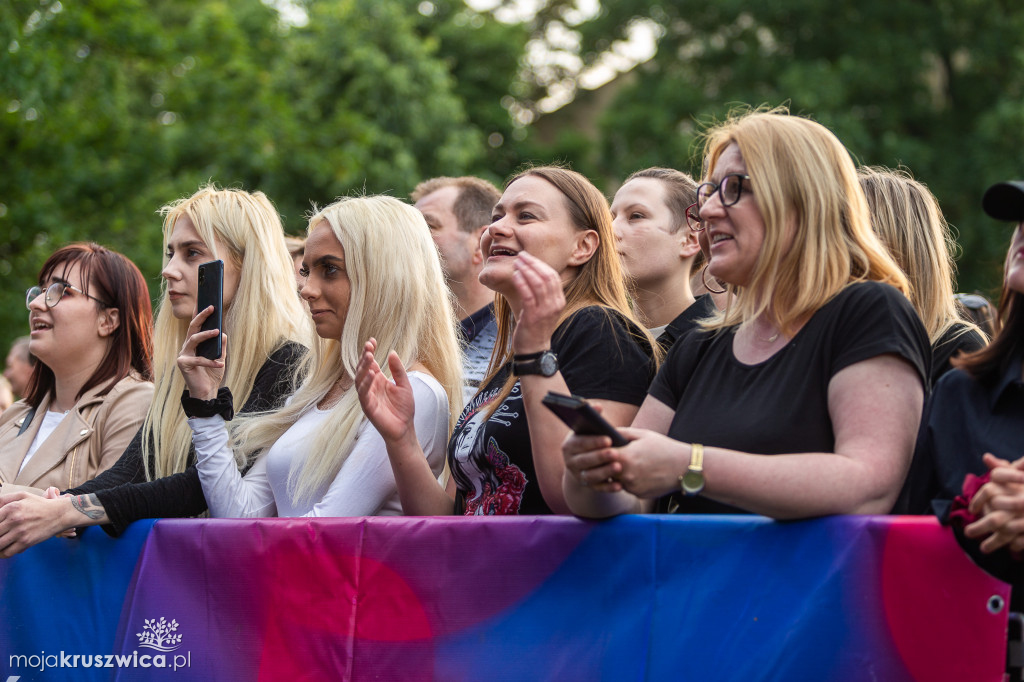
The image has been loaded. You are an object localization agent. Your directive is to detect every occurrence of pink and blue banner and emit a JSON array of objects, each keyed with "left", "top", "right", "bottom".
[{"left": 0, "top": 515, "right": 1011, "bottom": 680}]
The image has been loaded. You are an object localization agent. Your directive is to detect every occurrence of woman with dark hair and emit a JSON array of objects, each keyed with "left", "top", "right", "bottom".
[
  {"left": 898, "top": 181, "right": 1024, "bottom": 521},
  {"left": 357, "top": 166, "right": 657, "bottom": 515},
  {"left": 0, "top": 187, "right": 308, "bottom": 556},
  {"left": 0, "top": 243, "right": 154, "bottom": 492}
]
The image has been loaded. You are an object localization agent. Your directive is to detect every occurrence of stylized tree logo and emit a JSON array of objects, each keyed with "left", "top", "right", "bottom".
[{"left": 136, "top": 617, "right": 183, "bottom": 652}]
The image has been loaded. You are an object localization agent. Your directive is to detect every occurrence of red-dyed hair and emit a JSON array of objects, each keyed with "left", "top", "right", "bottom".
[{"left": 25, "top": 243, "right": 154, "bottom": 407}]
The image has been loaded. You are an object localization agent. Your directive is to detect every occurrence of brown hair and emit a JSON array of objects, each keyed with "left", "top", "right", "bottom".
[
  {"left": 482, "top": 166, "right": 656, "bottom": 413},
  {"left": 623, "top": 167, "right": 699, "bottom": 234},
  {"left": 953, "top": 234, "right": 1023, "bottom": 382},
  {"left": 411, "top": 176, "right": 502, "bottom": 233},
  {"left": 26, "top": 243, "right": 154, "bottom": 407}
]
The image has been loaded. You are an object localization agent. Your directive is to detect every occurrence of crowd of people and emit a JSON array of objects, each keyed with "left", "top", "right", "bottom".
[{"left": 0, "top": 108, "right": 1019, "bottom": 614}]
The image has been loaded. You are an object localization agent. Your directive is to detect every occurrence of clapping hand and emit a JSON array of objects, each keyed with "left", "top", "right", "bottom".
[{"left": 355, "top": 338, "right": 416, "bottom": 445}]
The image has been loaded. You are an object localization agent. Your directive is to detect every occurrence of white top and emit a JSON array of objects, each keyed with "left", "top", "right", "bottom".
[
  {"left": 19, "top": 409, "right": 68, "bottom": 475},
  {"left": 189, "top": 371, "right": 449, "bottom": 518}
]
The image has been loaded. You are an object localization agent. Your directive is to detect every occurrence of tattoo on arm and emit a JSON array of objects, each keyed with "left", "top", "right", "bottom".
[{"left": 71, "top": 494, "right": 106, "bottom": 521}]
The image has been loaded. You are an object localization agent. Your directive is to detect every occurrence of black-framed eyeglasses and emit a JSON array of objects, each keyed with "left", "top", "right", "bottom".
[
  {"left": 685, "top": 202, "right": 704, "bottom": 232},
  {"left": 25, "top": 282, "right": 110, "bottom": 310},
  {"left": 696, "top": 174, "right": 752, "bottom": 210}
]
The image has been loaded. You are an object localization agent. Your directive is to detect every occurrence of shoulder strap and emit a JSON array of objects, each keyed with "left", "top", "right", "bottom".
[{"left": 18, "top": 407, "right": 37, "bottom": 436}]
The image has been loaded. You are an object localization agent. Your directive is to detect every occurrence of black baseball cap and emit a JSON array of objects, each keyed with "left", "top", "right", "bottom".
[{"left": 982, "top": 181, "right": 1024, "bottom": 221}]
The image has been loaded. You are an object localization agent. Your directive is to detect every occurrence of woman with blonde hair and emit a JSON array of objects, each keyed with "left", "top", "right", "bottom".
[
  {"left": 859, "top": 166, "right": 985, "bottom": 383},
  {"left": 356, "top": 166, "right": 657, "bottom": 516},
  {"left": 0, "top": 186, "right": 308, "bottom": 554},
  {"left": 562, "top": 110, "right": 930, "bottom": 520},
  {"left": 178, "top": 195, "right": 462, "bottom": 517}
]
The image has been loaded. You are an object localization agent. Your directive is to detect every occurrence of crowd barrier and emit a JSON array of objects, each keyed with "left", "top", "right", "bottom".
[{"left": 0, "top": 514, "right": 1011, "bottom": 681}]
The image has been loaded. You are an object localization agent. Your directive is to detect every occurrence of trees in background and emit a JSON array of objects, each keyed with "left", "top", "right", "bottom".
[
  {"left": 527, "top": 0, "right": 1024, "bottom": 290},
  {"left": 2, "top": 0, "right": 1022, "bottom": 349}
]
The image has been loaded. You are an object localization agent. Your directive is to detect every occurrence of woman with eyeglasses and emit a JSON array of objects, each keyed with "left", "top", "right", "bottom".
[
  {"left": 0, "top": 243, "right": 154, "bottom": 493},
  {"left": 858, "top": 166, "right": 986, "bottom": 385},
  {"left": 609, "top": 167, "right": 715, "bottom": 352},
  {"left": 0, "top": 187, "right": 308, "bottom": 556},
  {"left": 562, "top": 110, "right": 930, "bottom": 520}
]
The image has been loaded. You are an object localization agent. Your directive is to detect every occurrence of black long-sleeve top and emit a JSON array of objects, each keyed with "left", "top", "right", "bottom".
[{"left": 66, "top": 342, "right": 304, "bottom": 536}]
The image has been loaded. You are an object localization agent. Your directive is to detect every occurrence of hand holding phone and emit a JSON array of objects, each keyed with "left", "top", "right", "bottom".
[
  {"left": 541, "top": 392, "right": 629, "bottom": 447},
  {"left": 195, "top": 260, "right": 224, "bottom": 360}
]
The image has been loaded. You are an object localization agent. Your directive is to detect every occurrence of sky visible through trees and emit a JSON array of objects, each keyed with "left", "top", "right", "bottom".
[{"left": 3, "top": 0, "right": 1022, "bottom": 348}]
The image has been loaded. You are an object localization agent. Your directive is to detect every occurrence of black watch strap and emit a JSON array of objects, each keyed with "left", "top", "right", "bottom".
[
  {"left": 512, "top": 350, "right": 558, "bottom": 377},
  {"left": 181, "top": 387, "right": 235, "bottom": 420}
]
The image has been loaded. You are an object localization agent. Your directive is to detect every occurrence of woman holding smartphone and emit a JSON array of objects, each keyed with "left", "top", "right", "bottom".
[
  {"left": 177, "top": 195, "right": 463, "bottom": 517},
  {"left": 356, "top": 166, "right": 657, "bottom": 516},
  {"left": 0, "top": 186, "right": 308, "bottom": 554},
  {"left": 561, "top": 111, "right": 929, "bottom": 520}
]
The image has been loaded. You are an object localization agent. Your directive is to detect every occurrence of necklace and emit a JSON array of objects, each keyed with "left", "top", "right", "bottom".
[{"left": 758, "top": 331, "right": 780, "bottom": 343}]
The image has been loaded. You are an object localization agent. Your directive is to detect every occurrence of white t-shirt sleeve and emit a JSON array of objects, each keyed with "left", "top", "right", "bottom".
[
  {"left": 189, "top": 415, "right": 277, "bottom": 518},
  {"left": 301, "top": 373, "right": 449, "bottom": 517}
]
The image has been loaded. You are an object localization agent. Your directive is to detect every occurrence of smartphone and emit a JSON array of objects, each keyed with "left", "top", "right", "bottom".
[
  {"left": 541, "top": 392, "right": 629, "bottom": 447},
  {"left": 195, "top": 260, "right": 224, "bottom": 360}
]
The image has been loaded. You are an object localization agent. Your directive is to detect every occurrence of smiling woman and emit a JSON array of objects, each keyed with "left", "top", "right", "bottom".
[
  {"left": 562, "top": 110, "right": 932, "bottom": 521},
  {"left": 0, "top": 243, "right": 154, "bottom": 492},
  {"left": 0, "top": 186, "right": 309, "bottom": 558},
  {"left": 356, "top": 166, "right": 658, "bottom": 516}
]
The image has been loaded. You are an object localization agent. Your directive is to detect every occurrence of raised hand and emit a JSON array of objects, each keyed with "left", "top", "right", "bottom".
[
  {"left": 511, "top": 251, "right": 566, "bottom": 355},
  {"left": 176, "top": 305, "right": 226, "bottom": 400},
  {"left": 355, "top": 338, "right": 416, "bottom": 444}
]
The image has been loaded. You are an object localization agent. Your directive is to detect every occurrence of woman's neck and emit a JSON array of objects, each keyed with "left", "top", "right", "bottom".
[
  {"left": 633, "top": 272, "right": 696, "bottom": 329},
  {"left": 318, "top": 373, "right": 353, "bottom": 410},
  {"left": 50, "top": 361, "right": 104, "bottom": 412}
]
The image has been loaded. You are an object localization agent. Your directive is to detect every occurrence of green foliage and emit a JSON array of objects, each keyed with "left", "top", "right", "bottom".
[
  {"left": 0, "top": 0, "right": 510, "bottom": 352},
  {"left": 4, "top": 0, "right": 1023, "bottom": 358},
  {"left": 544, "top": 0, "right": 1024, "bottom": 294}
]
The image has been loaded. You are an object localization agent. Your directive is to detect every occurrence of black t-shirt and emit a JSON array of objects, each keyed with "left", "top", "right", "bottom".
[
  {"left": 656, "top": 294, "right": 717, "bottom": 353},
  {"left": 649, "top": 281, "right": 930, "bottom": 514},
  {"left": 449, "top": 306, "right": 655, "bottom": 515},
  {"left": 929, "top": 322, "right": 985, "bottom": 386}
]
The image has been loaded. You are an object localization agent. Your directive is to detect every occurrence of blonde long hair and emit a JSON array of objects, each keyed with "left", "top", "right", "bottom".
[
  {"left": 858, "top": 166, "right": 984, "bottom": 344},
  {"left": 228, "top": 195, "right": 464, "bottom": 504},
  {"left": 483, "top": 166, "right": 656, "bottom": 416},
  {"left": 699, "top": 109, "right": 909, "bottom": 335},
  {"left": 144, "top": 186, "right": 310, "bottom": 479}
]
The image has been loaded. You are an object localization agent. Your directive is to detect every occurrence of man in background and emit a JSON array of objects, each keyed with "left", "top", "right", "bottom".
[
  {"left": 412, "top": 176, "right": 501, "bottom": 401},
  {"left": 3, "top": 336, "right": 34, "bottom": 399}
]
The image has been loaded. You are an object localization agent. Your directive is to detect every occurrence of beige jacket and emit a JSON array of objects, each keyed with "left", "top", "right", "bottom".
[{"left": 0, "top": 375, "right": 154, "bottom": 493}]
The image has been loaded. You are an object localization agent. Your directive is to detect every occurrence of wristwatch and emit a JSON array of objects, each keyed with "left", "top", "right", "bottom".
[
  {"left": 512, "top": 350, "right": 559, "bottom": 377},
  {"left": 679, "top": 443, "right": 705, "bottom": 496}
]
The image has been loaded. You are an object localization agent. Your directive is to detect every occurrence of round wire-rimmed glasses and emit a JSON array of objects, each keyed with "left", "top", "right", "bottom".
[{"left": 25, "top": 282, "right": 109, "bottom": 310}]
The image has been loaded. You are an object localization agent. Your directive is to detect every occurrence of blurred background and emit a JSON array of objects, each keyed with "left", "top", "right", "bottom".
[{"left": 3, "top": 0, "right": 1023, "bottom": 349}]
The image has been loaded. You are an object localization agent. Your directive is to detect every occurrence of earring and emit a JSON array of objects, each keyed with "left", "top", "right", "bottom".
[{"left": 701, "top": 264, "right": 726, "bottom": 295}]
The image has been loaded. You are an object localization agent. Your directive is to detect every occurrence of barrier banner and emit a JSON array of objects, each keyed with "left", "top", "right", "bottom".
[{"left": 0, "top": 515, "right": 1010, "bottom": 681}]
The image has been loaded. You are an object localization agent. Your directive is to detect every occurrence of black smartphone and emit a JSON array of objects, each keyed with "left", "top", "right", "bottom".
[
  {"left": 195, "top": 260, "right": 224, "bottom": 360},
  {"left": 541, "top": 392, "right": 629, "bottom": 447}
]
